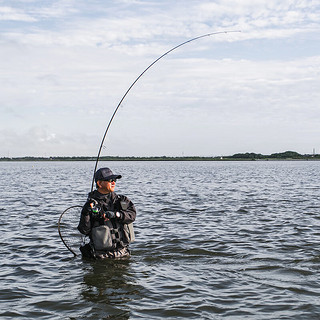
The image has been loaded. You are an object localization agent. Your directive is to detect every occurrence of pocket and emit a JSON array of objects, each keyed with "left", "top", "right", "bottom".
[
  {"left": 91, "top": 225, "right": 113, "bottom": 250},
  {"left": 123, "top": 223, "right": 135, "bottom": 243},
  {"left": 120, "top": 201, "right": 128, "bottom": 210}
]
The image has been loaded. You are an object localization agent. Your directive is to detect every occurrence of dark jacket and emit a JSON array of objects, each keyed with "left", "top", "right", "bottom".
[{"left": 77, "top": 190, "right": 136, "bottom": 250}]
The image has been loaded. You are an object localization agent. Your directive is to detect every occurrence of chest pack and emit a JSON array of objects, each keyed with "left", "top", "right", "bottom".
[{"left": 91, "top": 221, "right": 135, "bottom": 251}]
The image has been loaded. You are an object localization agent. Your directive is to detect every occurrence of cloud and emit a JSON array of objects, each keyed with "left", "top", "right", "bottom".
[
  {"left": 0, "top": 0, "right": 319, "bottom": 156},
  {"left": 0, "top": 125, "right": 99, "bottom": 157},
  {"left": 0, "top": 6, "right": 36, "bottom": 21},
  {"left": 2, "top": 0, "right": 319, "bottom": 47}
]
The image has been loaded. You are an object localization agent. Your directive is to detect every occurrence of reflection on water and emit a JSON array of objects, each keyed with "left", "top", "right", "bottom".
[{"left": 81, "top": 259, "right": 141, "bottom": 319}]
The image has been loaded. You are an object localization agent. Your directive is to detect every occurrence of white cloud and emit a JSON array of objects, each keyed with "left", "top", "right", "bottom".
[
  {"left": 2, "top": 0, "right": 319, "bottom": 47},
  {"left": 0, "top": 6, "right": 36, "bottom": 21}
]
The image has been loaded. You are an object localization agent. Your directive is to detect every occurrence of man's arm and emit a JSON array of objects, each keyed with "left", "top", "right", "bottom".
[
  {"left": 77, "top": 202, "right": 92, "bottom": 235},
  {"left": 117, "top": 195, "right": 136, "bottom": 224}
]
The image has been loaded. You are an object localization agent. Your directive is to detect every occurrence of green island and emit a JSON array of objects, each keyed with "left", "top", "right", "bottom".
[{"left": 1, "top": 151, "right": 319, "bottom": 161}]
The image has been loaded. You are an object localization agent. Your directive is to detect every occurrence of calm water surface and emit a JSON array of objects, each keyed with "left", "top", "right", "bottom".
[{"left": 1, "top": 161, "right": 320, "bottom": 319}]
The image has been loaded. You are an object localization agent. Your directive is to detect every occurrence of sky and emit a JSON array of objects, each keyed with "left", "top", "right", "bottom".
[{"left": 0, "top": 0, "right": 319, "bottom": 157}]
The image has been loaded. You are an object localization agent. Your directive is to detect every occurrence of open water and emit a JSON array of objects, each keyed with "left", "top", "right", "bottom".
[{"left": 1, "top": 160, "right": 320, "bottom": 319}]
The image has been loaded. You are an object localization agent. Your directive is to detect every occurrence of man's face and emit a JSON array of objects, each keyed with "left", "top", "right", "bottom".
[{"left": 97, "top": 179, "right": 116, "bottom": 194}]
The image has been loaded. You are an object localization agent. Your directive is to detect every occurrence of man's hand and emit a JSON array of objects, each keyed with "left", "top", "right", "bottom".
[
  {"left": 104, "top": 211, "right": 122, "bottom": 220},
  {"left": 104, "top": 211, "right": 116, "bottom": 219}
]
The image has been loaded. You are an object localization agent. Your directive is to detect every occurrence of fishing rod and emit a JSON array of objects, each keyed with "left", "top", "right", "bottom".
[
  {"left": 58, "top": 30, "right": 241, "bottom": 257},
  {"left": 90, "top": 30, "right": 240, "bottom": 191}
]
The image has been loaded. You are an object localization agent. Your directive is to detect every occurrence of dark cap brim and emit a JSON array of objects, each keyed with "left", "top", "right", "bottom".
[{"left": 100, "top": 174, "right": 122, "bottom": 181}]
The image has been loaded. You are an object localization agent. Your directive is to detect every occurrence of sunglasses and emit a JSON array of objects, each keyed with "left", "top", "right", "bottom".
[{"left": 105, "top": 179, "right": 117, "bottom": 183}]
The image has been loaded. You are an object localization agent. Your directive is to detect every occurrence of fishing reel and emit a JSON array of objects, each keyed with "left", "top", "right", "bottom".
[{"left": 89, "top": 199, "right": 103, "bottom": 219}]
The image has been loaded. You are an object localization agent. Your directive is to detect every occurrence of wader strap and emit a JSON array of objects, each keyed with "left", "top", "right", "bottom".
[
  {"left": 111, "top": 228, "right": 120, "bottom": 245},
  {"left": 110, "top": 227, "right": 126, "bottom": 247}
]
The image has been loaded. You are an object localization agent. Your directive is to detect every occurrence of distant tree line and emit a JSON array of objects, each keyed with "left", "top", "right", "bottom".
[
  {"left": 1, "top": 151, "right": 319, "bottom": 161},
  {"left": 229, "top": 151, "right": 318, "bottom": 160}
]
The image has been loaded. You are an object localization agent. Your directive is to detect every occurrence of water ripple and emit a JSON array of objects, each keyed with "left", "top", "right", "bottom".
[{"left": 1, "top": 161, "right": 320, "bottom": 319}]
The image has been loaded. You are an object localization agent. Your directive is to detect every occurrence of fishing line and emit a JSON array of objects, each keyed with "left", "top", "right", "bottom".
[{"left": 90, "top": 30, "right": 240, "bottom": 191}]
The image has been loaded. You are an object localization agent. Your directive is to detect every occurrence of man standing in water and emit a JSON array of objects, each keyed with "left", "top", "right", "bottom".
[{"left": 78, "top": 167, "right": 136, "bottom": 259}]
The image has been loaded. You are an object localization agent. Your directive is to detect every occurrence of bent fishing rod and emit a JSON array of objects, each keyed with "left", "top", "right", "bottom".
[{"left": 90, "top": 30, "right": 240, "bottom": 191}]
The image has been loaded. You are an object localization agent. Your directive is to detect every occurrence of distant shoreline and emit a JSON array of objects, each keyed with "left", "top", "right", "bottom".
[{"left": 1, "top": 151, "right": 319, "bottom": 162}]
